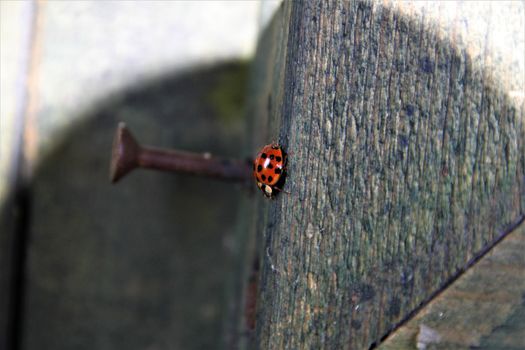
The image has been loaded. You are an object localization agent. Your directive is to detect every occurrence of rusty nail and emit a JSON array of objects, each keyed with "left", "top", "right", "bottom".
[{"left": 110, "top": 122, "right": 252, "bottom": 183}]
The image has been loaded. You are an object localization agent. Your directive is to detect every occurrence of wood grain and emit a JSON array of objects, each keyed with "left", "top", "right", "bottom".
[
  {"left": 379, "top": 222, "right": 525, "bottom": 350},
  {"left": 247, "top": 1, "right": 524, "bottom": 349}
]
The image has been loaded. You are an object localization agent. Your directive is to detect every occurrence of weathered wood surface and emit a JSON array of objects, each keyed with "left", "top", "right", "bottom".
[
  {"left": 246, "top": 1, "right": 524, "bottom": 349},
  {"left": 379, "top": 222, "right": 525, "bottom": 350}
]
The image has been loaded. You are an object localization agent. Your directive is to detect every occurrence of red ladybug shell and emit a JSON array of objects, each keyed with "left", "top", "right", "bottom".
[{"left": 253, "top": 143, "right": 286, "bottom": 197}]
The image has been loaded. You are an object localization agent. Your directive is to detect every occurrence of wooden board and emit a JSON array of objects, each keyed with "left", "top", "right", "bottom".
[
  {"left": 246, "top": 1, "right": 524, "bottom": 349},
  {"left": 379, "top": 222, "right": 525, "bottom": 350}
]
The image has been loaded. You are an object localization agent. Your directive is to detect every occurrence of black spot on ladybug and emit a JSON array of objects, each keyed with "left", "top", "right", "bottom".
[
  {"left": 276, "top": 156, "right": 282, "bottom": 162},
  {"left": 257, "top": 165, "right": 262, "bottom": 172},
  {"left": 261, "top": 153, "right": 267, "bottom": 159},
  {"left": 267, "top": 163, "right": 273, "bottom": 169},
  {"left": 268, "top": 176, "right": 273, "bottom": 182},
  {"left": 261, "top": 174, "right": 266, "bottom": 181},
  {"left": 269, "top": 154, "right": 275, "bottom": 160},
  {"left": 275, "top": 168, "right": 282, "bottom": 174}
]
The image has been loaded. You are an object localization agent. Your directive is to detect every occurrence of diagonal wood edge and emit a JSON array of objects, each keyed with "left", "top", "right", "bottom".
[
  {"left": 378, "top": 218, "right": 525, "bottom": 349},
  {"left": 371, "top": 216, "right": 525, "bottom": 349}
]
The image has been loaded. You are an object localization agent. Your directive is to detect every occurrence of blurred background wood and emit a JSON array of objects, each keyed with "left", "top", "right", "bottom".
[
  {"left": 20, "top": 64, "right": 250, "bottom": 350},
  {"left": 247, "top": 1, "right": 524, "bottom": 349},
  {"left": 0, "top": 2, "right": 275, "bottom": 349}
]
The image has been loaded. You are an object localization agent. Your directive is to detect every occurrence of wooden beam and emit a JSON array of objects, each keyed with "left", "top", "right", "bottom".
[{"left": 245, "top": 1, "right": 524, "bottom": 348}]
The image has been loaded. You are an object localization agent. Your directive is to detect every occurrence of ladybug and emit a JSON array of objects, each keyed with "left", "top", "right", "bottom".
[{"left": 253, "top": 143, "right": 287, "bottom": 198}]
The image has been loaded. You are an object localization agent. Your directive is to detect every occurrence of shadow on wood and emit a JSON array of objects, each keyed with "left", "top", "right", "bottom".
[{"left": 2, "top": 62, "right": 251, "bottom": 350}]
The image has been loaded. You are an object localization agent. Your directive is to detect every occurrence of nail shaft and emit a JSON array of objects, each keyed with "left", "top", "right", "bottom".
[
  {"left": 138, "top": 147, "right": 250, "bottom": 181},
  {"left": 110, "top": 122, "right": 251, "bottom": 183}
]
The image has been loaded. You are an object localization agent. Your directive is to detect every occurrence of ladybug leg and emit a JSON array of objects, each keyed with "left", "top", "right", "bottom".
[
  {"left": 273, "top": 186, "right": 291, "bottom": 195},
  {"left": 280, "top": 158, "right": 289, "bottom": 172},
  {"left": 280, "top": 149, "right": 291, "bottom": 170}
]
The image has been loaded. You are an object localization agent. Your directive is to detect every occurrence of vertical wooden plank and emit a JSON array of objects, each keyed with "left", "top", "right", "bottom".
[
  {"left": 0, "top": 2, "right": 36, "bottom": 348},
  {"left": 22, "top": 64, "right": 250, "bottom": 350},
  {"left": 249, "top": 1, "right": 524, "bottom": 348}
]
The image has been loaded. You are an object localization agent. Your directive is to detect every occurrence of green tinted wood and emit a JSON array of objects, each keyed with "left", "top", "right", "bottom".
[{"left": 248, "top": 2, "right": 524, "bottom": 349}]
